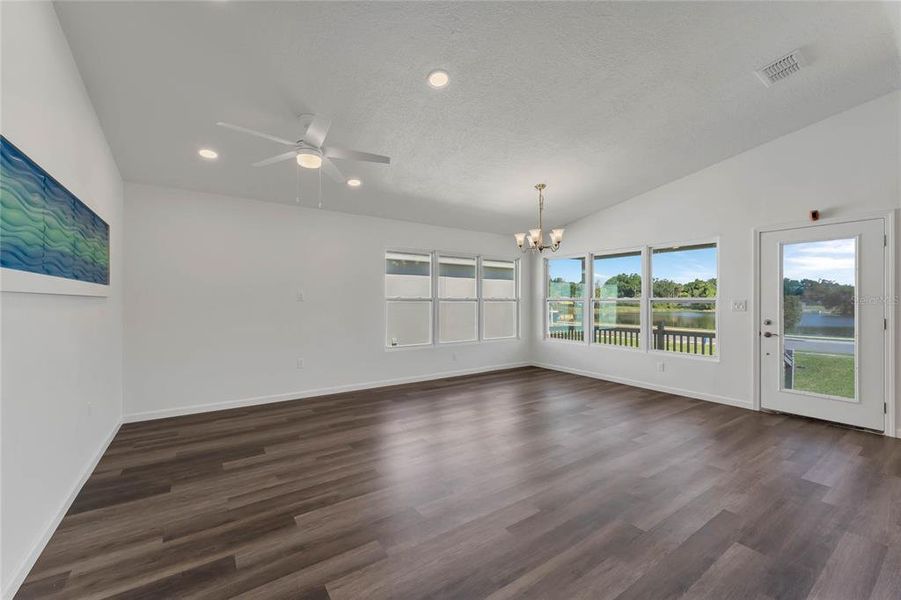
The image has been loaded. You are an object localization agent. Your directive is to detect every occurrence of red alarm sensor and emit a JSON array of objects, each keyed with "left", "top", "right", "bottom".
[{"left": 809, "top": 210, "right": 820, "bottom": 221}]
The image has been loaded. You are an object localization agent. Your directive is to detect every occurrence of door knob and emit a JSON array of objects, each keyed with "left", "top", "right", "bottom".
[{"left": 763, "top": 331, "right": 778, "bottom": 338}]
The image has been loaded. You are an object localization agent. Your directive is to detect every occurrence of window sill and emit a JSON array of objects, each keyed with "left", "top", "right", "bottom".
[
  {"left": 588, "top": 343, "right": 644, "bottom": 354},
  {"left": 648, "top": 349, "right": 720, "bottom": 363},
  {"left": 386, "top": 337, "right": 522, "bottom": 351},
  {"left": 543, "top": 337, "right": 588, "bottom": 346}
]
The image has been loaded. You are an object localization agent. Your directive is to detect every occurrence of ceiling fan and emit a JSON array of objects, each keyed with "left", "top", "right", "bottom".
[{"left": 216, "top": 115, "right": 390, "bottom": 183}]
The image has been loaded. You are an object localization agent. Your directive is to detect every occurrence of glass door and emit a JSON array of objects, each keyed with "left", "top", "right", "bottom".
[{"left": 759, "top": 219, "right": 886, "bottom": 430}]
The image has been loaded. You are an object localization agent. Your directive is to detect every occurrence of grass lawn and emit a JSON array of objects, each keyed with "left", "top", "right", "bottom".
[{"left": 792, "top": 351, "right": 855, "bottom": 399}]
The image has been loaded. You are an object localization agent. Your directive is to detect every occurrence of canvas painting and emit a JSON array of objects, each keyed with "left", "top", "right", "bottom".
[{"left": 0, "top": 135, "right": 110, "bottom": 295}]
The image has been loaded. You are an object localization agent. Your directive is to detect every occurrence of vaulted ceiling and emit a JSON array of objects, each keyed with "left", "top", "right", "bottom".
[{"left": 55, "top": 1, "right": 900, "bottom": 233}]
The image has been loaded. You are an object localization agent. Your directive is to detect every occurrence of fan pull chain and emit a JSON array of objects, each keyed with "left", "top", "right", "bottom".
[
  {"left": 295, "top": 161, "right": 300, "bottom": 203},
  {"left": 318, "top": 165, "right": 322, "bottom": 209}
]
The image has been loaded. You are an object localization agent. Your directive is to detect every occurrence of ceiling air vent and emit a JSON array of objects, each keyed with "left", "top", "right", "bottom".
[{"left": 755, "top": 50, "right": 806, "bottom": 87}]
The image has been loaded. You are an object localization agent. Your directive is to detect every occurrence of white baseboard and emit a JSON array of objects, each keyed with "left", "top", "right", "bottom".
[
  {"left": 123, "top": 362, "right": 531, "bottom": 423},
  {"left": 3, "top": 420, "right": 122, "bottom": 600},
  {"left": 532, "top": 362, "right": 754, "bottom": 410}
]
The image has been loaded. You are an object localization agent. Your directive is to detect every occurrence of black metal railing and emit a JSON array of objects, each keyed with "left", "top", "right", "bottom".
[
  {"left": 652, "top": 324, "right": 715, "bottom": 355},
  {"left": 548, "top": 324, "right": 715, "bottom": 355},
  {"left": 593, "top": 326, "right": 640, "bottom": 347},
  {"left": 548, "top": 325, "right": 584, "bottom": 342}
]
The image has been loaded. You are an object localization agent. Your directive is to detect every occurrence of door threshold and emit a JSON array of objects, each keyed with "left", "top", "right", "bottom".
[{"left": 760, "top": 408, "right": 885, "bottom": 435}]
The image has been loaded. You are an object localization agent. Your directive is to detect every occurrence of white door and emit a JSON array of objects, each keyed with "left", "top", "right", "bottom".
[{"left": 759, "top": 218, "right": 886, "bottom": 431}]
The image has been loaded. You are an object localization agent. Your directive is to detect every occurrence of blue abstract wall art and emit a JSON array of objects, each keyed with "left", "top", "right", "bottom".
[{"left": 0, "top": 135, "right": 110, "bottom": 285}]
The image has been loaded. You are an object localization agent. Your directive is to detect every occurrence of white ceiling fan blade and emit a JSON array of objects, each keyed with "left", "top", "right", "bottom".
[
  {"left": 303, "top": 114, "right": 332, "bottom": 148},
  {"left": 252, "top": 150, "right": 298, "bottom": 167},
  {"left": 323, "top": 145, "right": 391, "bottom": 165},
  {"left": 321, "top": 158, "right": 347, "bottom": 183},
  {"left": 217, "top": 122, "right": 296, "bottom": 146}
]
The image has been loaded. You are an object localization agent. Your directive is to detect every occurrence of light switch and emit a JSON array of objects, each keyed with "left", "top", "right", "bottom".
[
  {"left": 731, "top": 299, "right": 748, "bottom": 312},
  {"left": 296, "top": 289, "right": 305, "bottom": 302}
]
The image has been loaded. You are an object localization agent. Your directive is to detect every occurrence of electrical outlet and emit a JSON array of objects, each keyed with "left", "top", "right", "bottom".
[
  {"left": 656, "top": 362, "right": 665, "bottom": 373},
  {"left": 296, "top": 289, "right": 305, "bottom": 302},
  {"left": 731, "top": 299, "right": 748, "bottom": 312},
  {"left": 296, "top": 358, "right": 304, "bottom": 369}
]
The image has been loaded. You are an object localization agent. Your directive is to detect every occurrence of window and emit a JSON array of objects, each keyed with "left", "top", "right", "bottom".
[
  {"left": 482, "top": 259, "right": 518, "bottom": 339},
  {"left": 546, "top": 257, "right": 586, "bottom": 342},
  {"left": 438, "top": 255, "right": 478, "bottom": 343},
  {"left": 385, "top": 251, "right": 432, "bottom": 347},
  {"left": 592, "top": 251, "right": 642, "bottom": 348},
  {"left": 386, "top": 251, "right": 519, "bottom": 347},
  {"left": 650, "top": 243, "right": 717, "bottom": 356}
]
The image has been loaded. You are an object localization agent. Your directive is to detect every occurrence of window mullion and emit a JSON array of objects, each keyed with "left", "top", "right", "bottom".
[{"left": 431, "top": 251, "right": 438, "bottom": 346}]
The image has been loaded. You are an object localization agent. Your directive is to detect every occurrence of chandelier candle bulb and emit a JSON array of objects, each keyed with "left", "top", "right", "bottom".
[
  {"left": 529, "top": 229, "right": 542, "bottom": 244},
  {"left": 514, "top": 232, "right": 527, "bottom": 249},
  {"left": 550, "top": 228, "right": 564, "bottom": 244}
]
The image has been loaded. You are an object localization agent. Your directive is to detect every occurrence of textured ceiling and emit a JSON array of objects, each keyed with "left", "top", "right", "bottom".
[{"left": 54, "top": 1, "right": 900, "bottom": 233}]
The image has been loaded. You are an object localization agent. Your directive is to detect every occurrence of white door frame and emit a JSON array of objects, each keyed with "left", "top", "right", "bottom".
[{"left": 751, "top": 210, "right": 896, "bottom": 437}]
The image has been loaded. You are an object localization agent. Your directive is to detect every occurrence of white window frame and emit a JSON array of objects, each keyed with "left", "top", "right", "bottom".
[
  {"left": 544, "top": 254, "right": 589, "bottom": 344},
  {"left": 385, "top": 249, "right": 434, "bottom": 349},
  {"left": 647, "top": 239, "right": 720, "bottom": 360},
  {"left": 386, "top": 250, "right": 521, "bottom": 349},
  {"left": 436, "top": 253, "right": 480, "bottom": 345},
  {"left": 481, "top": 257, "right": 521, "bottom": 341},
  {"left": 589, "top": 247, "right": 645, "bottom": 351}
]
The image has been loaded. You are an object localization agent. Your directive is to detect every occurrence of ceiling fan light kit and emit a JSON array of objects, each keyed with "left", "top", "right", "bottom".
[
  {"left": 515, "top": 183, "right": 564, "bottom": 253},
  {"left": 296, "top": 149, "right": 322, "bottom": 169},
  {"left": 216, "top": 115, "right": 390, "bottom": 184}
]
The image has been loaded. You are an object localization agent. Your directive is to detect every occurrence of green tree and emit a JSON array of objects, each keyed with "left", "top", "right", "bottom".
[
  {"left": 784, "top": 277, "right": 854, "bottom": 316},
  {"left": 681, "top": 278, "right": 717, "bottom": 298},
  {"left": 783, "top": 295, "right": 802, "bottom": 332},
  {"left": 597, "top": 273, "right": 641, "bottom": 298},
  {"left": 652, "top": 278, "right": 681, "bottom": 298}
]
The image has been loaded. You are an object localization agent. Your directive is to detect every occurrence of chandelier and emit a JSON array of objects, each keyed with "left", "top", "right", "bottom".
[{"left": 514, "top": 183, "right": 564, "bottom": 253}]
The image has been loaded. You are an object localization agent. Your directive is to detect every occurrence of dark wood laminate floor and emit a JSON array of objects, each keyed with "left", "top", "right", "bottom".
[{"left": 16, "top": 367, "right": 901, "bottom": 599}]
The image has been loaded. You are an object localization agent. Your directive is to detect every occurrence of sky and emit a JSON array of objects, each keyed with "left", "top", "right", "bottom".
[
  {"left": 782, "top": 238, "right": 855, "bottom": 285},
  {"left": 548, "top": 257, "right": 586, "bottom": 283},
  {"left": 652, "top": 246, "right": 716, "bottom": 283}
]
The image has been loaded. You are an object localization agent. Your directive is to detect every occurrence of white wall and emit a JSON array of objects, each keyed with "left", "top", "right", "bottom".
[
  {"left": 532, "top": 91, "right": 901, "bottom": 423},
  {"left": 123, "top": 183, "right": 530, "bottom": 420},
  {"left": 0, "top": 2, "right": 124, "bottom": 597}
]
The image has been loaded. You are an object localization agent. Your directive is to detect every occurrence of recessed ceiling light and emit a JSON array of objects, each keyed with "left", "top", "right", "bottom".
[
  {"left": 346, "top": 178, "right": 362, "bottom": 188},
  {"left": 296, "top": 151, "right": 322, "bottom": 169},
  {"left": 198, "top": 148, "right": 218, "bottom": 159},
  {"left": 427, "top": 69, "right": 449, "bottom": 89}
]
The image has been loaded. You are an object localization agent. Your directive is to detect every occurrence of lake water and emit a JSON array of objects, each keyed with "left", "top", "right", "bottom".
[
  {"left": 789, "top": 311, "right": 854, "bottom": 338},
  {"left": 650, "top": 310, "right": 715, "bottom": 331},
  {"left": 593, "top": 308, "right": 716, "bottom": 331},
  {"left": 557, "top": 307, "right": 853, "bottom": 337}
]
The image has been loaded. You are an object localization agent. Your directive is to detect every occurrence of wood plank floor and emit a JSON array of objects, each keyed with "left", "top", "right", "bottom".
[{"left": 16, "top": 366, "right": 901, "bottom": 599}]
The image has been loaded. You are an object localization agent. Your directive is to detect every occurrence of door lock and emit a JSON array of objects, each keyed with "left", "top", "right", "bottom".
[
  {"left": 763, "top": 319, "right": 773, "bottom": 326},
  {"left": 763, "top": 331, "right": 779, "bottom": 338}
]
